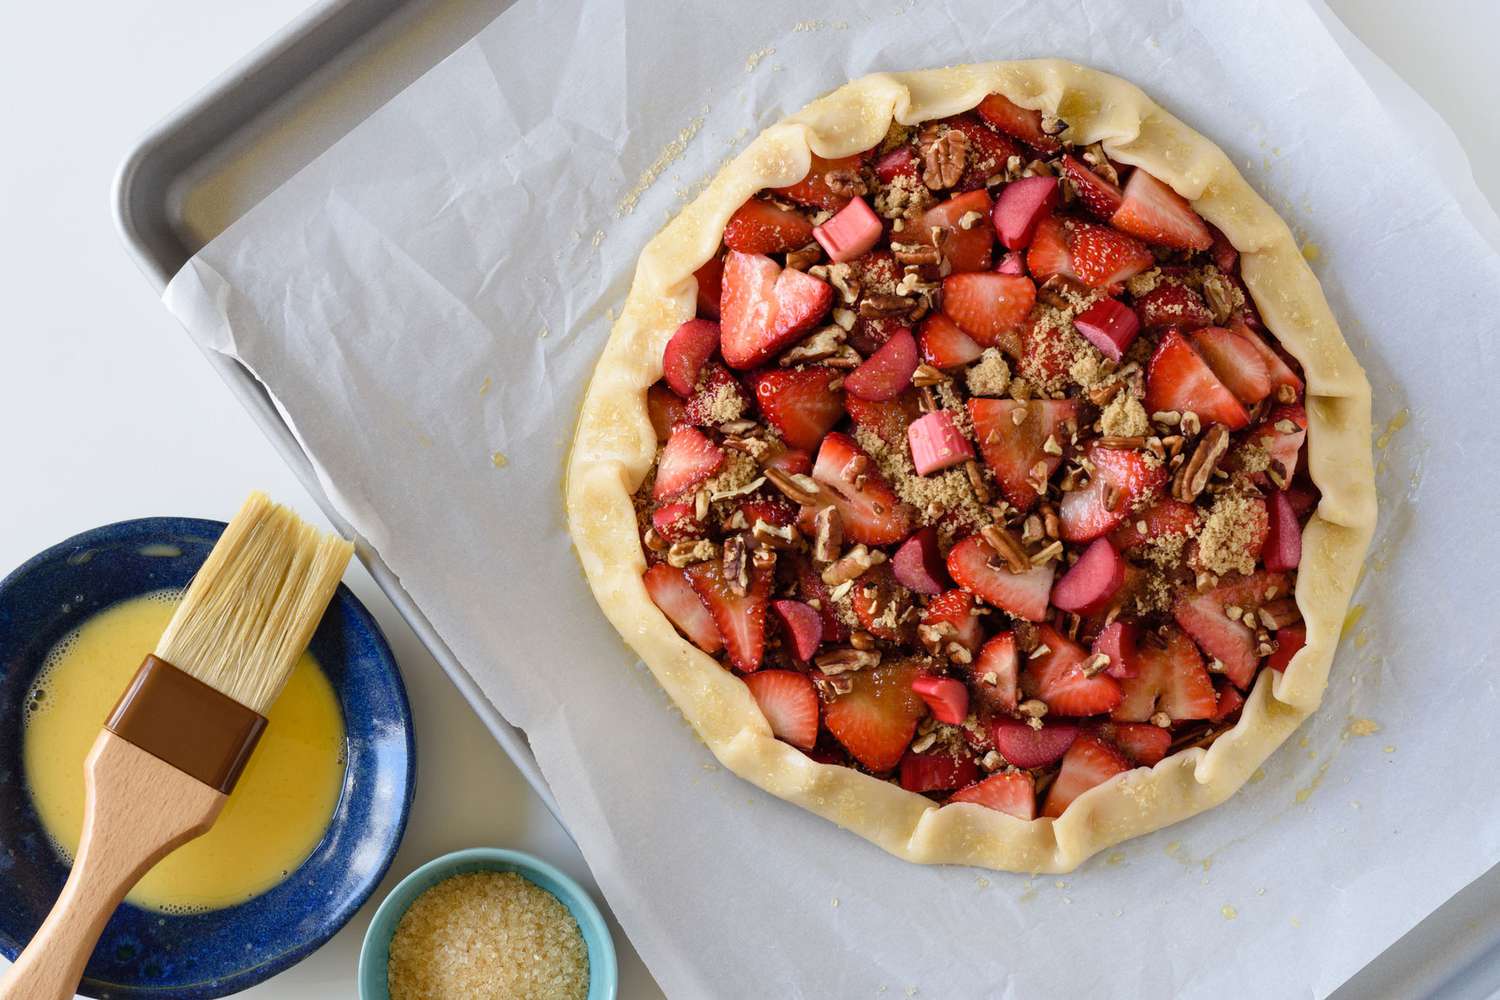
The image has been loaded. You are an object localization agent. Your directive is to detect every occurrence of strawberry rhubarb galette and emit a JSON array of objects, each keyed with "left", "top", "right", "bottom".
[{"left": 567, "top": 62, "right": 1375, "bottom": 872}]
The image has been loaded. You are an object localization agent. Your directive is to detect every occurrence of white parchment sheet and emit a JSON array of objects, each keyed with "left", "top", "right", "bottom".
[{"left": 164, "top": 1, "right": 1500, "bottom": 995}]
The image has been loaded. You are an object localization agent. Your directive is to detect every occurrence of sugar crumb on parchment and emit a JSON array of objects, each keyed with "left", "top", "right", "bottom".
[{"left": 616, "top": 112, "right": 706, "bottom": 216}]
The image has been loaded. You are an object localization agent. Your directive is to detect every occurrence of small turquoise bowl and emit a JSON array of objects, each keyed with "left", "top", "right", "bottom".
[
  {"left": 0, "top": 517, "right": 416, "bottom": 998},
  {"left": 358, "top": 848, "right": 618, "bottom": 1000}
]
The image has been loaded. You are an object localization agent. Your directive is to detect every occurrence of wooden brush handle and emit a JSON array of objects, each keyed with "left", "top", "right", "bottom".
[{"left": 0, "top": 731, "right": 225, "bottom": 1000}]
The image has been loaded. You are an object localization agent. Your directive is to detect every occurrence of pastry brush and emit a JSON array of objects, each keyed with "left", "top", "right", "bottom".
[{"left": 0, "top": 493, "right": 353, "bottom": 1000}]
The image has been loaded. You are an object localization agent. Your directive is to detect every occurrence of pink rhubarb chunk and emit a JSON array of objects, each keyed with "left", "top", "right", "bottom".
[
  {"left": 992, "top": 175, "right": 1060, "bottom": 250},
  {"left": 911, "top": 675, "right": 969, "bottom": 725},
  {"left": 1262, "top": 490, "right": 1303, "bottom": 571},
  {"left": 1050, "top": 537, "right": 1125, "bottom": 614},
  {"left": 1072, "top": 297, "right": 1140, "bottom": 363},
  {"left": 813, "top": 196, "right": 884, "bottom": 263},
  {"left": 907, "top": 411, "right": 974, "bottom": 476}
]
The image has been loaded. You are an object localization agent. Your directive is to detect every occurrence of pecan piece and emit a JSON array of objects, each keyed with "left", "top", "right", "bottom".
[
  {"left": 765, "top": 467, "right": 824, "bottom": 506},
  {"left": 824, "top": 168, "right": 867, "bottom": 200},
  {"left": 812, "top": 505, "right": 844, "bottom": 562},
  {"left": 815, "top": 648, "right": 882, "bottom": 674},
  {"left": 1173, "top": 424, "right": 1231, "bottom": 501},
  {"left": 920, "top": 127, "right": 968, "bottom": 189},
  {"left": 821, "top": 543, "right": 886, "bottom": 586},
  {"left": 981, "top": 524, "right": 1031, "bottom": 575}
]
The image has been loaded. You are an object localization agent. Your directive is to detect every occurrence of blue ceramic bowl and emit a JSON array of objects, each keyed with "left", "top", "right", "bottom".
[
  {"left": 358, "top": 848, "right": 617, "bottom": 1000},
  {"left": 0, "top": 516, "right": 416, "bottom": 998}
]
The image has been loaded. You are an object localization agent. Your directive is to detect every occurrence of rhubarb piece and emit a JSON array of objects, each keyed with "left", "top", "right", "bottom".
[
  {"left": 892, "top": 527, "right": 949, "bottom": 595},
  {"left": 1263, "top": 490, "right": 1303, "bottom": 571},
  {"left": 771, "top": 599, "right": 824, "bottom": 662},
  {"left": 907, "top": 411, "right": 974, "bottom": 475},
  {"left": 992, "top": 175, "right": 1059, "bottom": 249},
  {"left": 744, "top": 669, "right": 819, "bottom": 749},
  {"left": 1072, "top": 297, "right": 1140, "bottom": 362},
  {"left": 813, "top": 196, "right": 884, "bottom": 263},
  {"left": 844, "top": 329, "right": 919, "bottom": 402},
  {"left": 1050, "top": 538, "right": 1126, "bottom": 614}
]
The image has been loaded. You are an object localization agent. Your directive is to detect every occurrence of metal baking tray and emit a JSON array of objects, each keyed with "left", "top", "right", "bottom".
[{"left": 112, "top": 2, "right": 1500, "bottom": 995}]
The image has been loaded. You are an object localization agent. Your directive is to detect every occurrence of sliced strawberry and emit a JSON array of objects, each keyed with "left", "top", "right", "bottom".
[
  {"left": 992, "top": 175, "right": 1059, "bottom": 250},
  {"left": 1267, "top": 624, "right": 1306, "bottom": 673},
  {"left": 737, "top": 495, "right": 797, "bottom": 529},
  {"left": 1059, "top": 154, "right": 1124, "bottom": 219},
  {"left": 1112, "top": 627, "right": 1217, "bottom": 722},
  {"left": 845, "top": 252, "right": 906, "bottom": 354},
  {"left": 795, "top": 557, "right": 848, "bottom": 644},
  {"left": 950, "top": 771, "right": 1036, "bottom": 820},
  {"left": 993, "top": 718, "right": 1079, "bottom": 769},
  {"left": 1242, "top": 403, "right": 1307, "bottom": 483},
  {"left": 683, "top": 362, "right": 750, "bottom": 427},
  {"left": 969, "top": 632, "right": 1020, "bottom": 713},
  {"left": 724, "top": 198, "right": 814, "bottom": 255},
  {"left": 975, "top": 93, "right": 1061, "bottom": 152},
  {"left": 850, "top": 564, "right": 915, "bottom": 643},
  {"left": 1097, "top": 721, "right": 1171, "bottom": 766},
  {"left": 647, "top": 381, "right": 687, "bottom": 441},
  {"left": 685, "top": 558, "right": 770, "bottom": 672},
  {"left": 1059, "top": 442, "right": 1168, "bottom": 542},
  {"left": 1173, "top": 571, "right": 1289, "bottom": 688},
  {"left": 744, "top": 669, "right": 819, "bottom": 749},
  {"left": 773, "top": 152, "right": 866, "bottom": 211},
  {"left": 694, "top": 256, "right": 724, "bottom": 319},
  {"left": 1191, "top": 327, "right": 1272, "bottom": 405},
  {"left": 1022, "top": 624, "right": 1123, "bottom": 717},
  {"left": 996, "top": 251, "right": 1026, "bottom": 275},
  {"left": 942, "top": 272, "right": 1037, "bottom": 348},
  {"left": 663, "top": 318, "right": 721, "bottom": 397},
  {"left": 941, "top": 116, "right": 1024, "bottom": 190},
  {"left": 1136, "top": 282, "right": 1214, "bottom": 331},
  {"left": 764, "top": 447, "right": 812, "bottom": 477},
  {"left": 946, "top": 534, "right": 1054, "bottom": 622},
  {"left": 771, "top": 600, "right": 824, "bottom": 662},
  {"left": 874, "top": 146, "right": 919, "bottom": 183},
  {"left": 1144, "top": 330, "right": 1250, "bottom": 430},
  {"left": 1263, "top": 490, "right": 1303, "bottom": 572},
  {"left": 825, "top": 661, "right": 926, "bottom": 772},
  {"left": 892, "top": 526, "right": 950, "bottom": 595},
  {"left": 1091, "top": 620, "right": 1139, "bottom": 680},
  {"left": 900, "top": 748, "right": 979, "bottom": 793},
  {"left": 1050, "top": 538, "right": 1126, "bottom": 614},
  {"left": 751, "top": 366, "right": 844, "bottom": 450},
  {"left": 912, "top": 674, "right": 970, "bottom": 725},
  {"left": 812, "top": 432, "right": 916, "bottom": 546},
  {"left": 653, "top": 425, "right": 724, "bottom": 500},
  {"left": 651, "top": 501, "right": 703, "bottom": 542},
  {"left": 1042, "top": 735, "right": 1130, "bottom": 818},
  {"left": 921, "top": 589, "right": 985, "bottom": 658},
  {"left": 1068, "top": 221, "right": 1154, "bottom": 288},
  {"left": 915, "top": 189, "right": 995, "bottom": 272},
  {"left": 1285, "top": 484, "right": 1318, "bottom": 519},
  {"left": 1110, "top": 169, "right": 1213, "bottom": 251},
  {"left": 969, "top": 398, "right": 1080, "bottom": 511},
  {"left": 1231, "top": 316, "right": 1303, "bottom": 393},
  {"left": 1026, "top": 216, "right": 1075, "bottom": 281},
  {"left": 845, "top": 390, "right": 921, "bottom": 449},
  {"left": 1110, "top": 499, "right": 1200, "bottom": 552},
  {"left": 907, "top": 411, "right": 974, "bottom": 476},
  {"left": 813, "top": 196, "right": 884, "bottom": 263},
  {"left": 720, "top": 251, "right": 834, "bottom": 369},
  {"left": 1072, "top": 297, "right": 1140, "bottom": 362},
  {"left": 1211, "top": 680, "right": 1246, "bottom": 722},
  {"left": 643, "top": 563, "right": 724, "bottom": 653},
  {"left": 845, "top": 328, "right": 919, "bottom": 401},
  {"left": 918, "top": 313, "right": 984, "bottom": 369}
]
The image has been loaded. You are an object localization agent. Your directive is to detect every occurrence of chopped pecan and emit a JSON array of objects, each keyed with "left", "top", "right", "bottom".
[
  {"left": 1172, "top": 424, "right": 1230, "bottom": 501},
  {"left": 821, "top": 543, "right": 885, "bottom": 586},
  {"left": 891, "top": 241, "right": 942, "bottom": 266},
  {"left": 1201, "top": 270, "right": 1238, "bottom": 324},
  {"left": 1259, "top": 597, "right": 1303, "bottom": 630},
  {"left": 825, "top": 168, "right": 867, "bottom": 200},
  {"left": 785, "top": 242, "right": 824, "bottom": 272},
  {"left": 765, "top": 467, "right": 824, "bottom": 506},
  {"left": 815, "top": 648, "right": 882, "bottom": 674},
  {"left": 980, "top": 524, "right": 1031, "bottom": 575},
  {"left": 1036, "top": 273, "right": 1087, "bottom": 309},
  {"left": 911, "top": 362, "right": 948, "bottom": 388},
  {"left": 920, "top": 126, "right": 968, "bottom": 189},
  {"left": 778, "top": 325, "right": 847, "bottom": 366},
  {"left": 858, "top": 293, "right": 917, "bottom": 318},
  {"left": 666, "top": 538, "right": 716, "bottom": 568},
  {"left": 812, "top": 505, "right": 844, "bottom": 562},
  {"left": 1096, "top": 436, "right": 1148, "bottom": 450},
  {"left": 965, "top": 459, "right": 992, "bottom": 504},
  {"left": 722, "top": 535, "right": 749, "bottom": 595},
  {"left": 750, "top": 518, "right": 799, "bottom": 549}
]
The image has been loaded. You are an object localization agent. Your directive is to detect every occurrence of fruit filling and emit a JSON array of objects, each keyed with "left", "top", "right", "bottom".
[{"left": 637, "top": 95, "right": 1314, "bottom": 820}]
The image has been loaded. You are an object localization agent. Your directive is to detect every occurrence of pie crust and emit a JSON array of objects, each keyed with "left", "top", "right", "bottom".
[{"left": 565, "top": 60, "right": 1376, "bottom": 873}]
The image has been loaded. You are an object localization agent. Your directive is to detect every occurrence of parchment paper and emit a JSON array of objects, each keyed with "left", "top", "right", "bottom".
[{"left": 162, "top": 1, "right": 1500, "bottom": 995}]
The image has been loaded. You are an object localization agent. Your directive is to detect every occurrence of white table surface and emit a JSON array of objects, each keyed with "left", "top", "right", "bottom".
[{"left": 0, "top": 2, "right": 1494, "bottom": 998}]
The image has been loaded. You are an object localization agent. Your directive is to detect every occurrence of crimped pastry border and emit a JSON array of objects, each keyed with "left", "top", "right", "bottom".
[{"left": 565, "top": 60, "right": 1376, "bottom": 873}]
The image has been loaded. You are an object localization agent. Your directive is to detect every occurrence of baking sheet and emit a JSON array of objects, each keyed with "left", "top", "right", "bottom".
[{"left": 160, "top": 0, "right": 1500, "bottom": 996}]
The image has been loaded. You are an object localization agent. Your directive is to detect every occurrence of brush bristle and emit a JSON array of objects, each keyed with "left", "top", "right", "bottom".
[{"left": 154, "top": 492, "right": 354, "bottom": 714}]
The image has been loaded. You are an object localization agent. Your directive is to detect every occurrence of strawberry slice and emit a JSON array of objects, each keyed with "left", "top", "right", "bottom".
[
  {"left": 946, "top": 534, "right": 1054, "bottom": 622},
  {"left": 1096, "top": 721, "right": 1171, "bottom": 766},
  {"left": 1059, "top": 154, "right": 1123, "bottom": 219},
  {"left": 685, "top": 558, "right": 771, "bottom": 673},
  {"left": 1059, "top": 442, "right": 1168, "bottom": 542},
  {"left": 813, "top": 196, "right": 884, "bottom": 263},
  {"left": 1191, "top": 327, "right": 1272, "bottom": 405},
  {"left": 1110, "top": 168, "right": 1213, "bottom": 251},
  {"left": 893, "top": 526, "right": 950, "bottom": 595},
  {"left": 1231, "top": 316, "right": 1303, "bottom": 393},
  {"left": 1267, "top": 624, "right": 1306, "bottom": 673},
  {"left": 647, "top": 381, "right": 687, "bottom": 442},
  {"left": 969, "top": 632, "right": 1020, "bottom": 713},
  {"left": 1091, "top": 620, "right": 1140, "bottom": 680},
  {"left": 1050, "top": 538, "right": 1126, "bottom": 614},
  {"left": 737, "top": 495, "right": 797, "bottom": 529},
  {"left": 663, "top": 318, "right": 722, "bottom": 397},
  {"left": 993, "top": 718, "right": 1079, "bottom": 769},
  {"left": 850, "top": 564, "right": 916, "bottom": 643},
  {"left": 643, "top": 563, "right": 724, "bottom": 653},
  {"left": 996, "top": 251, "right": 1026, "bottom": 275},
  {"left": 795, "top": 557, "right": 848, "bottom": 644},
  {"left": 1110, "top": 498, "right": 1200, "bottom": 552},
  {"left": 812, "top": 432, "right": 916, "bottom": 546},
  {"left": 918, "top": 313, "right": 984, "bottom": 369},
  {"left": 1072, "top": 297, "right": 1140, "bottom": 362},
  {"left": 1173, "top": 571, "right": 1289, "bottom": 688},
  {"left": 845, "top": 390, "right": 921, "bottom": 449},
  {"left": 907, "top": 411, "right": 974, "bottom": 475},
  {"left": 1208, "top": 225, "right": 1239, "bottom": 274},
  {"left": 694, "top": 256, "right": 724, "bottom": 319},
  {"left": 845, "top": 252, "right": 906, "bottom": 354},
  {"left": 1068, "top": 221, "right": 1154, "bottom": 288},
  {"left": 744, "top": 669, "right": 819, "bottom": 749},
  {"left": 992, "top": 175, "right": 1059, "bottom": 250},
  {"left": 942, "top": 272, "right": 1037, "bottom": 348},
  {"left": 651, "top": 501, "right": 703, "bottom": 542},
  {"left": 912, "top": 675, "right": 970, "bottom": 725},
  {"left": 720, "top": 251, "right": 834, "bottom": 369},
  {"left": 1136, "top": 282, "right": 1214, "bottom": 331},
  {"left": 900, "top": 748, "right": 980, "bottom": 793},
  {"left": 765, "top": 448, "right": 812, "bottom": 478},
  {"left": 1022, "top": 624, "right": 1124, "bottom": 717},
  {"left": 915, "top": 189, "right": 995, "bottom": 272},
  {"left": 921, "top": 589, "right": 985, "bottom": 658},
  {"left": 950, "top": 771, "right": 1036, "bottom": 820},
  {"left": 683, "top": 362, "right": 750, "bottom": 427},
  {"left": 1242, "top": 403, "right": 1308, "bottom": 484},
  {"left": 771, "top": 599, "right": 824, "bottom": 662},
  {"left": 845, "top": 328, "right": 919, "bottom": 401},
  {"left": 751, "top": 366, "right": 844, "bottom": 450},
  {"left": 1144, "top": 330, "right": 1250, "bottom": 430},
  {"left": 1026, "top": 216, "right": 1075, "bottom": 281},
  {"left": 773, "top": 152, "right": 866, "bottom": 211},
  {"left": 724, "top": 198, "right": 815, "bottom": 255},
  {"left": 874, "top": 147, "right": 919, "bottom": 183},
  {"left": 975, "top": 93, "right": 1061, "bottom": 152},
  {"left": 825, "top": 661, "right": 926, "bottom": 771},
  {"left": 1211, "top": 681, "right": 1246, "bottom": 722},
  {"left": 1042, "top": 735, "right": 1130, "bottom": 818},
  {"left": 1262, "top": 490, "right": 1303, "bottom": 572},
  {"left": 1112, "top": 627, "right": 1217, "bottom": 722},
  {"left": 653, "top": 425, "right": 724, "bottom": 500}
]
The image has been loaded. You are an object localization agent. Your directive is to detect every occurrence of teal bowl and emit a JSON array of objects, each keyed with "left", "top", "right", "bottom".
[{"left": 358, "top": 848, "right": 618, "bottom": 1000}]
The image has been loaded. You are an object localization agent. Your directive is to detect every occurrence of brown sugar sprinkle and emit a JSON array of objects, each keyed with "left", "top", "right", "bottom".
[{"left": 387, "top": 871, "right": 589, "bottom": 1000}]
